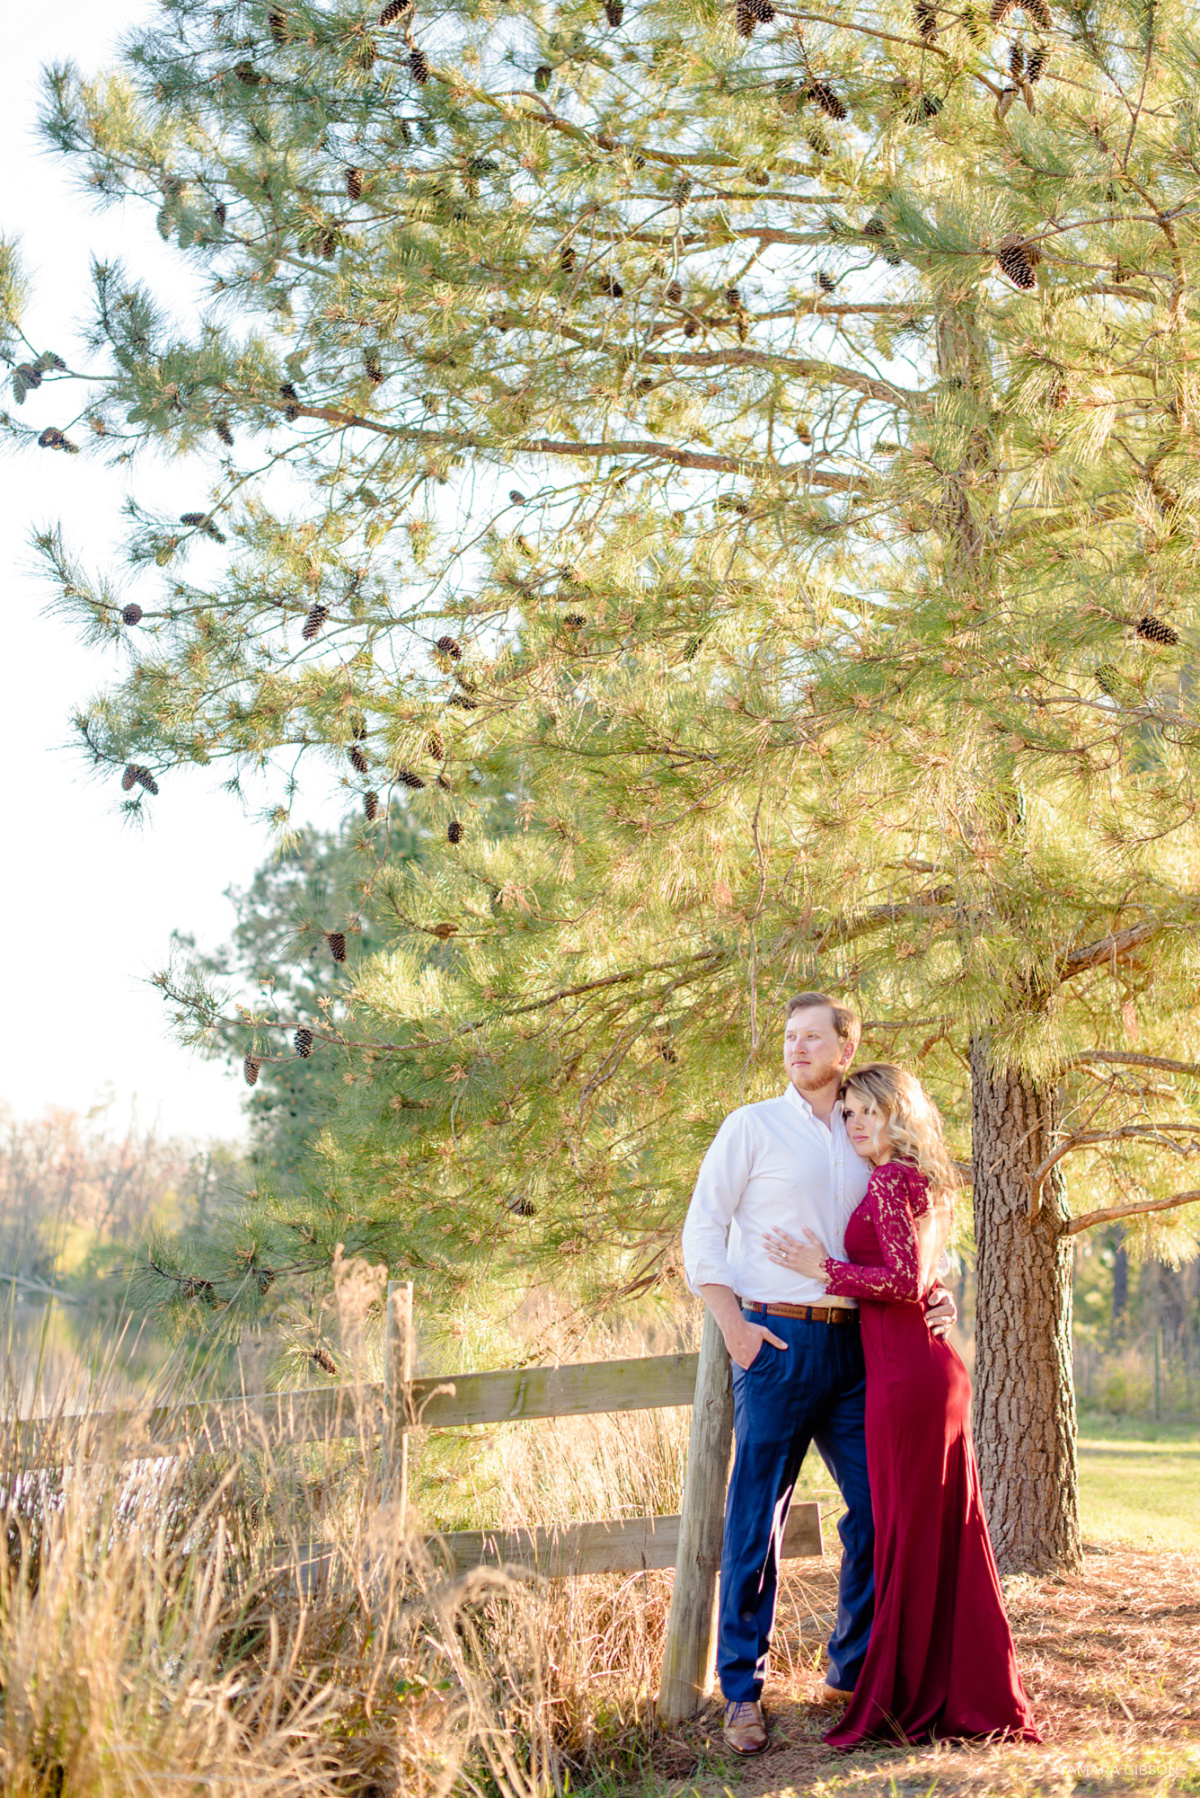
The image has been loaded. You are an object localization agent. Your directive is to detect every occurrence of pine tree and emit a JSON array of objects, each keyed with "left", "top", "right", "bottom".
[{"left": 15, "top": 0, "right": 1200, "bottom": 1572}]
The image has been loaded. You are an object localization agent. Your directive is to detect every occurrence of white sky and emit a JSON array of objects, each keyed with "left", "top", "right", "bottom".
[{"left": 1, "top": 2, "right": 342, "bottom": 1145}]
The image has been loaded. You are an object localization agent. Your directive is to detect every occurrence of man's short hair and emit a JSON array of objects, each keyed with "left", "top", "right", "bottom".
[{"left": 785, "top": 991, "right": 860, "bottom": 1045}]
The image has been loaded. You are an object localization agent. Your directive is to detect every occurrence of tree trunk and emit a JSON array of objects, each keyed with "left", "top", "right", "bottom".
[
  {"left": 1110, "top": 1232, "right": 1129, "bottom": 1340},
  {"left": 970, "top": 1036, "right": 1083, "bottom": 1575}
]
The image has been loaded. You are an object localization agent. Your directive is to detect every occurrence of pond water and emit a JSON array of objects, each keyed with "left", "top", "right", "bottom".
[{"left": 0, "top": 1295, "right": 173, "bottom": 1417}]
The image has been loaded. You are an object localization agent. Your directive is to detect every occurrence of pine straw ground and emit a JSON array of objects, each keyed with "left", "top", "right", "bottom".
[{"left": 638, "top": 1544, "right": 1200, "bottom": 1798}]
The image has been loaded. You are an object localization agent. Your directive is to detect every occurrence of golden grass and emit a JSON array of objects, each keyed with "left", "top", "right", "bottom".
[{"left": 0, "top": 1281, "right": 1196, "bottom": 1798}]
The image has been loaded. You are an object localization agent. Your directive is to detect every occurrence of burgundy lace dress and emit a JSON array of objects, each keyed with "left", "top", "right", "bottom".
[{"left": 820, "top": 1160, "right": 1040, "bottom": 1748}]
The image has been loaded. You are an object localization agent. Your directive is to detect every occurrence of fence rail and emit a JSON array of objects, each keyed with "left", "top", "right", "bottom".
[
  {"left": 33, "top": 1285, "right": 822, "bottom": 1722},
  {"left": 48, "top": 1350, "right": 703, "bottom": 1455}
]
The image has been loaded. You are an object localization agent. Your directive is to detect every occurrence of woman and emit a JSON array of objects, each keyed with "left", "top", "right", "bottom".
[{"left": 764, "top": 1063, "right": 1040, "bottom": 1749}]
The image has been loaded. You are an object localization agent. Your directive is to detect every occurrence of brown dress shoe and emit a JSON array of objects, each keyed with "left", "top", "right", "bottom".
[
  {"left": 723, "top": 1699, "right": 769, "bottom": 1755},
  {"left": 817, "top": 1681, "right": 852, "bottom": 1706}
]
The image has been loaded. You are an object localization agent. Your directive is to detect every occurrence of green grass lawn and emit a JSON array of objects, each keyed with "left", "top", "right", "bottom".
[
  {"left": 795, "top": 1413, "right": 1200, "bottom": 1553},
  {"left": 1077, "top": 1410, "right": 1200, "bottom": 1551}
]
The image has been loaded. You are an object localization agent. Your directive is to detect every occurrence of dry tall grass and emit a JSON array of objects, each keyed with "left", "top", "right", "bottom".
[
  {"left": 0, "top": 1287, "right": 720, "bottom": 1798},
  {"left": 4, "top": 1285, "right": 1196, "bottom": 1798}
]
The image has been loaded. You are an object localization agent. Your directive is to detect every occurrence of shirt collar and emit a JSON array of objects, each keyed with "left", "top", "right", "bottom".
[{"left": 783, "top": 1083, "right": 844, "bottom": 1124}]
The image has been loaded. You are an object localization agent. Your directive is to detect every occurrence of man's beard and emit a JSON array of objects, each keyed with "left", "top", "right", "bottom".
[{"left": 790, "top": 1061, "right": 840, "bottom": 1094}]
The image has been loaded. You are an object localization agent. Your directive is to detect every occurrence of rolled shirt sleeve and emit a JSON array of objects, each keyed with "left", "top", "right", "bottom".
[{"left": 682, "top": 1111, "right": 752, "bottom": 1294}]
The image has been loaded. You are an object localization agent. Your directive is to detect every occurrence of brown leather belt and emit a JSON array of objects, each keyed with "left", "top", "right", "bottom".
[{"left": 743, "top": 1300, "right": 857, "bottom": 1325}]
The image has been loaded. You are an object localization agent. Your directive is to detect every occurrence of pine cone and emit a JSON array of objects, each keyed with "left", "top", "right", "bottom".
[
  {"left": 14, "top": 363, "right": 43, "bottom": 393},
  {"left": 410, "top": 47, "right": 429, "bottom": 82},
  {"left": 599, "top": 274, "right": 624, "bottom": 298},
  {"left": 233, "top": 60, "right": 263, "bottom": 85},
  {"left": 349, "top": 744, "right": 369, "bottom": 773},
  {"left": 447, "top": 819, "right": 463, "bottom": 844},
  {"left": 535, "top": 64, "right": 552, "bottom": 90},
  {"left": 818, "top": 270, "right": 837, "bottom": 293},
  {"left": 725, "top": 286, "right": 742, "bottom": 309},
  {"left": 213, "top": 202, "right": 227, "bottom": 227},
  {"left": 121, "top": 765, "right": 138, "bottom": 792},
  {"left": 989, "top": 0, "right": 1050, "bottom": 24},
  {"left": 735, "top": 0, "right": 756, "bottom": 35},
  {"left": 179, "top": 512, "right": 227, "bottom": 543},
  {"left": 683, "top": 319, "right": 699, "bottom": 336},
  {"left": 38, "top": 427, "right": 78, "bottom": 452},
  {"left": 310, "top": 1345, "right": 337, "bottom": 1374},
  {"left": 302, "top": 603, "right": 329, "bottom": 640},
  {"left": 294, "top": 1026, "right": 314, "bottom": 1058},
  {"left": 807, "top": 80, "right": 849, "bottom": 120},
  {"left": 426, "top": 728, "right": 445, "bottom": 759},
  {"left": 904, "top": 93, "right": 943, "bottom": 122},
  {"left": 448, "top": 694, "right": 478, "bottom": 710},
  {"left": 995, "top": 234, "right": 1037, "bottom": 289},
  {"left": 267, "top": 7, "right": 288, "bottom": 42},
  {"left": 215, "top": 418, "right": 234, "bottom": 445},
  {"left": 508, "top": 490, "right": 526, "bottom": 506},
  {"left": 666, "top": 279, "right": 683, "bottom": 303},
  {"left": 243, "top": 1053, "right": 261, "bottom": 1086},
  {"left": 1026, "top": 44, "right": 1047, "bottom": 80},
  {"left": 279, "top": 381, "right": 300, "bottom": 420},
  {"left": 1137, "top": 613, "right": 1179, "bottom": 646},
  {"left": 605, "top": 0, "right": 624, "bottom": 22},
  {"left": 397, "top": 768, "right": 426, "bottom": 790},
  {"left": 379, "top": 0, "right": 410, "bottom": 22},
  {"left": 1009, "top": 40, "right": 1025, "bottom": 79},
  {"left": 563, "top": 613, "right": 586, "bottom": 629},
  {"left": 364, "top": 348, "right": 383, "bottom": 384},
  {"left": 913, "top": 0, "right": 938, "bottom": 38},
  {"left": 1095, "top": 664, "right": 1121, "bottom": 697},
  {"left": 122, "top": 603, "right": 144, "bottom": 626},
  {"left": 327, "top": 930, "right": 348, "bottom": 962},
  {"left": 364, "top": 790, "right": 380, "bottom": 820},
  {"left": 123, "top": 765, "right": 159, "bottom": 796},
  {"left": 346, "top": 166, "right": 363, "bottom": 201},
  {"left": 436, "top": 633, "right": 463, "bottom": 660}
]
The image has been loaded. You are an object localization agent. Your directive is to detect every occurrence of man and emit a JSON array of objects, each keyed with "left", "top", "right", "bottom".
[{"left": 681, "top": 992, "right": 953, "bottom": 1756}]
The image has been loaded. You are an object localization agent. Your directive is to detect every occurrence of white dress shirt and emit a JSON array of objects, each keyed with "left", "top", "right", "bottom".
[{"left": 681, "top": 1084, "right": 872, "bottom": 1307}]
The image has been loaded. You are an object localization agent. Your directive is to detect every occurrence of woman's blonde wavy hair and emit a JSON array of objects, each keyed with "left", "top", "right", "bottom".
[{"left": 840, "top": 1063, "right": 960, "bottom": 1209}]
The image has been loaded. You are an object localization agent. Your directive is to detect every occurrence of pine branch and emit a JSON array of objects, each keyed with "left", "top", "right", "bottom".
[
  {"left": 1063, "top": 1188, "right": 1200, "bottom": 1237},
  {"left": 1056, "top": 919, "right": 1164, "bottom": 984},
  {"left": 1068, "top": 1050, "right": 1200, "bottom": 1079},
  {"left": 250, "top": 393, "right": 872, "bottom": 488},
  {"left": 1031, "top": 1122, "right": 1200, "bottom": 1213},
  {"left": 627, "top": 345, "right": 923, "bottom": 410}
]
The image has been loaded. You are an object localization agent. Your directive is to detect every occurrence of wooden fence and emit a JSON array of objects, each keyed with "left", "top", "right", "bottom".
[{"left": 41, "top": 1284, "right": 823, "bottom": 1722}]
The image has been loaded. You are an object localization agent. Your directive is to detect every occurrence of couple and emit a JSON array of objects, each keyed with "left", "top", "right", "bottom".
[{"left": 681, "top": 991, "right": 1039, "bottom": 1753}]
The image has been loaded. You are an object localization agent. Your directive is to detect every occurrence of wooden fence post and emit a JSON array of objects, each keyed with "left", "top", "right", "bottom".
[
  {"left": 657, "top": 1308, "right": 734, "bottom": 1723},
  {"left": 383, "top": 1279, "right": 414, "bottom": 1516}
]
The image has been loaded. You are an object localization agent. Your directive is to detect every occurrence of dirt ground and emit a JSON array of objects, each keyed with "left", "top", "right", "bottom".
[{"left": 652, "top": 1544, "right": 1200, "bottom": 1796}]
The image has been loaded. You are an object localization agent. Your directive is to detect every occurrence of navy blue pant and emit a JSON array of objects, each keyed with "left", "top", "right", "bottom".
[{"left": 718, "top": 1310, "right": 874, "bottom": 1702}]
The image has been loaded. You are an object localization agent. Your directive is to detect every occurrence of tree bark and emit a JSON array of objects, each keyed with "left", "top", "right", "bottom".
[
  {"left": 970, "top": 1037, "right": 1083, "bottom": 1575},
  {"left": 1110, "top": 1232, "right": 1129, "bottom": 1339}
]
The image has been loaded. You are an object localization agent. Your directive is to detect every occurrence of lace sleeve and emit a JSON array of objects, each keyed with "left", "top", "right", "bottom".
[{"left": 822, "top": 1164, "right": 926, "bottom": 1304}]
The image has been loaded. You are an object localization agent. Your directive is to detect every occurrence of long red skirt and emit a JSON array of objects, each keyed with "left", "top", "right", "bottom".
[{"left": 824, "top": 1300, "right": 1041, "bottom": 1747}]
